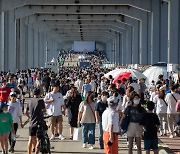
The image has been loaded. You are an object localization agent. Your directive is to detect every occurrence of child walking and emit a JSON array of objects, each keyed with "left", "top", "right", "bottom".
[{"left": 140, "top": 101, "right": 160, "bottom": 154}]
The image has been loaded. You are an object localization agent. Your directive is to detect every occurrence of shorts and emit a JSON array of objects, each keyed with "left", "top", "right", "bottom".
[
  {"left": 144, "top": 139, "right": 158, "bottom": 150},
  {"left": 50, "top": 115, "right": 63, "bottom": 125},
  {"left": 29, "top": 126, "right": 38, "bottom": 136},
  {"left": 126, "top": 122, "right": 141, "bottom": 137},
  {"left": 0, "top": 132, "right": 10, "bottom": 136}
]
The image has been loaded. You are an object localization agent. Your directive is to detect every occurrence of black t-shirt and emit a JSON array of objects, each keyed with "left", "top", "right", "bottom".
[
  {"left": 27, "top": 98, "right": 45, "bottom": 127},
  {"left": 95, "top": 101, "right": 108, "bottom": 122},
  {"left": 140, "top": 113, "right": 160, "bottom": 140},
  {"left": 42, "top": 76, "right": 51, "bottom": 86},
  {"left": 124, "top": 106, "right": 146, "bottom": 123}
]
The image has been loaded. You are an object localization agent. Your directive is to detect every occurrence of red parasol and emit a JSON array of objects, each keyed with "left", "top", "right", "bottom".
[{"left": 113, "top": 72, "right": 131, "bottom": 84}]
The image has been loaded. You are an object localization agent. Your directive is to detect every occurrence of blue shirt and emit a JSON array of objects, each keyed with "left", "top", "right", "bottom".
[{"left": 82, "top": 83, "right": 91, "bottom": 97}]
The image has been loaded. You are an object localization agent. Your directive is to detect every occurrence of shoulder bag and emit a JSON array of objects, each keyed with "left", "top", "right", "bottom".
[
  {"left": 121, "top": 106, "right": 131, "bottom": 133},
  {"left": 88, "top": 103, "right": 96, "bottom": 122}
]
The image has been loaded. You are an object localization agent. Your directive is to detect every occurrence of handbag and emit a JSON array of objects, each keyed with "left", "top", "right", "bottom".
[
  {"left": 121, "top": 106, "right": 131, "bottom": 133},
  {"left": 73, "top": 127, "right": 82, "bottom": 141},
  {"left": 177, "top": 114, "right": 180, "bottom": 125}
]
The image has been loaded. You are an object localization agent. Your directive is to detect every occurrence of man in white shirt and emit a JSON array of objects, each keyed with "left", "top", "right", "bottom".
[
  {"left": 165, "top": 85, "right": 180, "bottom": 138},
  {"left": 44, "top": 81, "right": 66, "bottom": 140},
  {"left": 8, "top": 92, "right": 23, "bottom": 153},
  {"left": 74, "top": 76, "right": 83, "bottom": 94},
  {"left": 102, "top": 97, "right": 119, "bottom": 154}
]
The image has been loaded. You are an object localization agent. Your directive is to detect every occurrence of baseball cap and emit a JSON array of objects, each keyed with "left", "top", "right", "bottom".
[
  {"left": 10, "top": 91, "right": 17, "bottom": 96},
  {"left": 107, "top": 96, "right": 118, "bottom": 106},
  {"left": 0, "top": 102, "right": 8, "bottom": 108}
]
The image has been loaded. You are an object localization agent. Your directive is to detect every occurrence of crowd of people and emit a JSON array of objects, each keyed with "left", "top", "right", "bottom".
[{"left": 0, "top": 66, "right": 180, "bottom": 154}]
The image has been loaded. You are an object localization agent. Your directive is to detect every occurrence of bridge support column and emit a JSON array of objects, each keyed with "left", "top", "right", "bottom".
[{"left": 168, "top": 0, "right": 180, "bottom": 63}]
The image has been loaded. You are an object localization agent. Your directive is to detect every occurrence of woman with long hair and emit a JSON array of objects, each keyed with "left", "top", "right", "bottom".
[
  {"left": 65, "top": 86, "right": 82, "bottom": 139},
  {"left": 78, "top": 91, "right": 96, "bottom": 150},
  {"left": 120, "top": 93, "right": 146, "bottom": 154}
]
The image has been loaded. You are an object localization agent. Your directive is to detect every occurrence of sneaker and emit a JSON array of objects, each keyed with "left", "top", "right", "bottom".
[
  {"left": 82, "top": 143, "right": 87, "bottom": 148},
  {"left": 169, "top": 134, "right": 174, "bottom": 138},
  {"left": 50, "top": 135, "right": 55, "bottom": 140},
  {"left": 9, "top": 147, "right": 14, "bottom": 153},
  {"left": 134, "top": 144, "right": 137, "bottom": 149},
  {"left": 58, "top": 134, "right": 66, "bottom": 140},
  {"left": 127, "top": 142, "right": 129, "bottom": 147},
  {"left": 89, "top": 145, "right": 94, "bottom": 150}
]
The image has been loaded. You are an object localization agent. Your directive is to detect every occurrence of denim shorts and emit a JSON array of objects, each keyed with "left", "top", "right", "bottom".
[{"left": 144, "top": 139, "right": 158, "bottom": 150}]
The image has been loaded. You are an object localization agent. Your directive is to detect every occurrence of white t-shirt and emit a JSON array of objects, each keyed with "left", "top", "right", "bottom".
[
  {"left": 74, "top": 79, "right": 83, "bottom": 93},
  {"left": 90, "top": 81, "right": 96, "bottom": 92},
  {"left": 8, "top": 101, "right": 23, "bottom": 124},
  {"left": 122, "top": 95, "right": 130, "bottom": 110},
  {"left": 165, "top": 92, "right": 180, "bottom": 114},
  {"left": 102, "top": 108, "right": 119, "bottom": 133},
  {"left": 44, "top": 92, "right": 64, "bottom": 116},
  {"left": 153, "top": 95, "right": 159, "bottom": 104},
  {"left": 156, "top": 98, "right": 167, "bottom": 114}
]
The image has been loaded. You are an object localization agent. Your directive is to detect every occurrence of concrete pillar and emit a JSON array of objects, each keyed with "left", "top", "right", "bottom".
[
  {"left": 121, "top": 31, "right": 126, "bottom": 65},
  {"left": 112, "top": 39, "right": 115, "bottom": 64},
  {"left": 147, "top": 12, "right": 152, "bottom": 64},
  {"left": 168, "top": 0, "right": 180, "bottom": 63},
  {"left": 0, "top": 11, "right": 5, "bottom": 71},
  {"left": 7, "top": 10, "right": 16, "bottom": 71},
  {"left": 15, "top": 19, "right": 20, "bottom": 69},
  {"left": 0, "top": 11, "right": 10, "bottom": 71},
  {"left": 140, "top": 13, "right": 148, "bottom": 65},
  {"left": 115, "top": 33, "right": 120, "bottom": 65},
  {"left": 126, "top": 26, "right": 132, "bottom": 65},
  {"left": 19, "top": 18, "right": 26, "bottom": 70},
  {"left": 119, "top": 34, "right": 123, "bottom": 65},
  {"left": 39, "top": 33, "right": 45, "bottom": 68},
  {"left": 151, "top": 0, "right": 161, "bottom": 64},
  {"left": 124, "top": 19, "right": 140, "bottom": 64},
  {"left": 160, "top": 1, "right": 168, "bottom": 62},
  {"left": 27, "top": 24, "right": 34, "bottom": 68},
  {"left": 33, "top": 28, "right": 40, "bottom": 68}
]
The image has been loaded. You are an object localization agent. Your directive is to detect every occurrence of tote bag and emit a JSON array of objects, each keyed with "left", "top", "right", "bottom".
[{"left": 73, "top": 127, "right": 82, "bottom": 141}]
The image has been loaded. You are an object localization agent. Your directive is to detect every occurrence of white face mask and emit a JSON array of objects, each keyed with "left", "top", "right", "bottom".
[
  {"left": 133, "top": 99, "right": 140, "bottom": 105},
  {"left": 101, "top": 96, "right": 107, "bottom": 102},
  {"left": 3, "top": 111, "right": 8, "bottom": 113}
]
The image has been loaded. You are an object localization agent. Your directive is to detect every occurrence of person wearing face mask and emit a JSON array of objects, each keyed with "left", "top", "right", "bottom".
[
  {"left": 0, "top": 103, "right": 14, "bottom": 154},
  {"left": 95, "top": 91, "right": 109, "bottom": 149},
  {"left": 120, "top": 93, "right": 146, "bottom": 154}
]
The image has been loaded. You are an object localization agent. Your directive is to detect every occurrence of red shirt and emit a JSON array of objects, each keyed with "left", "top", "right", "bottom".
[{"left": 0, "top": 86, "right": 11, "bottom": 102}]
